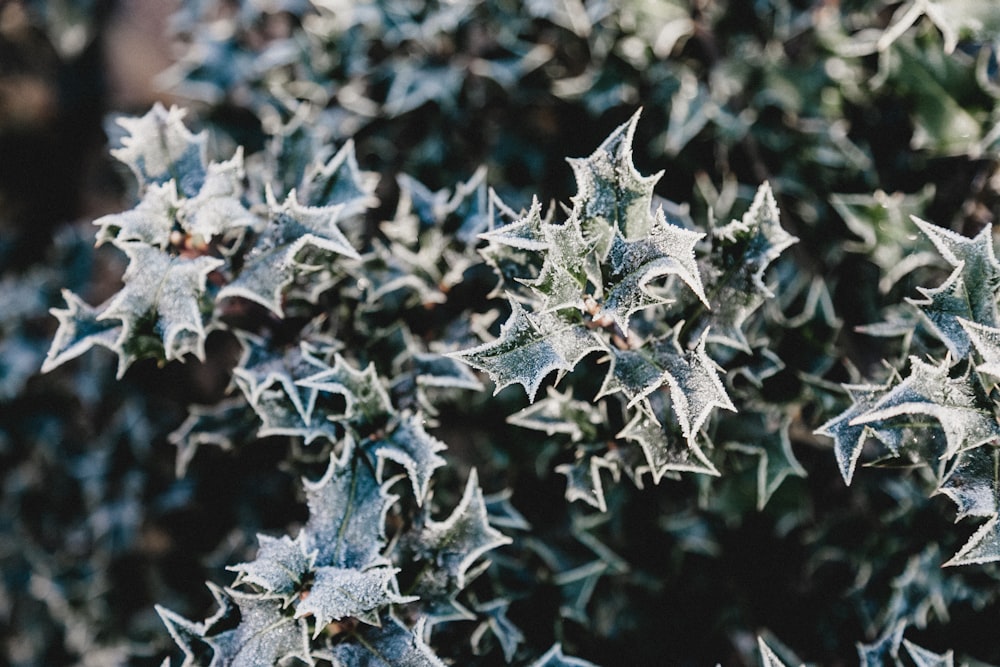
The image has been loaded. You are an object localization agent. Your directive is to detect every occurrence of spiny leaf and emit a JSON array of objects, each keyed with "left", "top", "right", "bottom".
[
  {"left": 42, "top": 289, "right": 121, "bottom": 373},
  {"left": 814, "top": 382, "right": 897, "bottom": 484},
  {"left": 568, "top": 110, "right": 660, "bottom": 242},
  {"left": 367, "top": 412, "right": 447, "bottom": 504},
  {"left": 959, "top": 317, "right": 1000, "bottom": 376},
  {"left": 725, "top": 415, "right": 806, "bottom": 510},
  {"left": 617, "top": 408, "right": 719, "bottom": 483},
  {"left": 508, "top": 386, "right": 605, "bottom": 442},
  {"left": 598, "top": 206, "right": 706, "bottom": 334},
  {"left": 528, "top": 642, "right": 600, "bottom": 667},
  {"left": 300, "top": 139, "right": 378, "bottom": 214},
  {"left": 157, "top": 584, "right": 312, "bottom": 667},
  {"left": 936, "top": 445, "right": 999, "bottom": 520},
  {"left": 856, "top": 620, "right": 906, "bottom": 667},
  {"left": 111, "top": 102, "right": 207, "bottom": 196},
  {"left": 944, "top": 514, "right": 1000, "bottom": 566},
  {"left": 450, "top": 299, "right": 604, "bottom": 401},
  {"left": 902, "top": 639, "right": 955, "bottom": 667},
  {"left": 327, "top": 616, "right": 445, "bottom": 667},
  {"left": 757, "top": 637, "right": 789, "bottom": 667},
  {"left": 471, "top": 599, "right": 524, "bottom": 663},
  {"left": 218, "top": 187, "right": 359, "bottom": 315},
  {"left": 98, "top": 243, "right": 223, "bottom": 374},
  {"left": 303, "top": 447, "right": 398, "bottom": 570},
  {"left": 413, "top": 469, "right": 511, "bottom": 590},
  {"left": 555, "top": 451, "right": 617, "bottom": 512},
  {"left": 296, "top": 566, "right": 415, "bottom": 637},
  {"left": 297, "top": 353, "right": 395, "bottom": 431},
  {"left": 227, "top": 533, "right": 316, "bottom": 607}
]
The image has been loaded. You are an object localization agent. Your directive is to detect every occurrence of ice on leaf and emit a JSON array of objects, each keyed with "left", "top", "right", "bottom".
[
  {"left": 327, "top": 616, "right": 445, "bottom": 667},
  {"left": 156, "top": 583, "right": 312, "bottom": 667},
  {"left": 218, "top": 187, "right": 359, "bottom": 315},
  {"left": 944, "top": 514, "right": 1000, "bottom": 566},
  {"left": 902, "top": 639, "right": 955, "bottom": 667},
  {"left": 508, "top": 385, "right": 604, "bottom": 442},
  {"left": 568, "top": 110, "right": 661, "bottom": 242},
  {"left": 757, "top": 637, "right": 789, "bottom": 667},
  {"left": 959, "top": 318, "right": 1000, "bottom": 376},
  {"left": 449, "top": 299, "right": 604, "bottom": 401},
  {"left": 303, "top": 448, "right": 398, "bottom": 570},
  {"left": 598, "top": 207, "right": 706, "bottom": 334},
  {"left": 296, "top": 565, "right": 415, "bottom": 635},
  {"left": 94, "top": 181, "right": 180, "bottom": 249},
  {"left": 111, "top": 103, "right": 207, "bottom": 196},
  {"left": 368, "top": 411, "right": 447, "bottom": 504},
  {"left": 529, "top": 642, "right": 600, "bottom": 667},
  {"left": 227, "top": 533, "right": 316, "bottom": 606},
  {"left": 297, "top": 353, "right": 395, "bottom": 431},
  {"left": 936, "top": 445, "right": 999, "bottom": 520},
  {"left": 300, "top": 139, "right": 378, "bottom": 215},
  {"left": 98, "top": 242, "right": 223, "bottom": 373},
  {"left": 555, "top": 452, "right": 617, "bottom": 512},
  {"left": 617, "top": 408, "right": 719, "bottom": 482},
  {"left": 412, "top": 469, "right": 511, "bottom": 590},
  {"left": 42, "top": 289, "right": 121, "bottom": 374}
]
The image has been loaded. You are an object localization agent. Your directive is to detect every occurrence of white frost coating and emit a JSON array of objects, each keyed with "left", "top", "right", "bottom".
[
  {"left": 528, "top": 642, "right": 600, "bottom": 667},
  {"left": 111, "top": 103, "right": 208, "bottom": 195},
  {"left": 94, "top": 181, "right": 180, "bottom": 248},
  {"left": 960, "top": 317, "right": 1000, "bottom": 376},
  {"left": 944, "top": 514, "right": 1000, "bottom": 566},
  {"left": 555, "top": 454, "right": 617, "bottom": 512},
  {"left": 233, "top": 337, "right": 330, "bottom": 427},
  {"left": 296, "top": 566, "right": 416, "bottom": 637},
  {"left": 479, "top": 197, "right": 550, "bottom": 250},
  {"left": 370, "top": 411, "right": 447, "bottom": 505},
  {"left": 757, "top": 637, "right": 789, "bottom": 667},
  {"left": 41, "top": 289, "right": 120, "bottom": 374},
  {"left": 616, "top": 408, "right": 719, "bottom": 483},
  {"left": 227, "top": 532, "right": 317, "bottom": 606}
]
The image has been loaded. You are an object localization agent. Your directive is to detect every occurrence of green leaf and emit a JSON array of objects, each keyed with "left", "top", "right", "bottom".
[
  {"left": 327, "top": 616, "right": 445, "bottom": 667},
  {"left": 157, "top": 584, "right": 312, "bottom": 667},
  {"left": 555, "top": 451, "right": 617, "bottom": 512},
  {"left": 297, "top": 354, "right": 396, "bottom": 431},
  {"left": 111, "top": 103, "right": 207, "bottom": 196},
  {"left": 936, "top": 444, "right": 999, "bottom": 520},
  {"left": 471, "top": 599, "right": 524, "bottom": 663},
  {"left": 296, "top": 566, "right": 415, "bottom": 636},
  {"left": 695, "top": 183, "right": 797, "bottom": 352},
  {"left": 367, "top": 412, "right": 447, "bottom": 504},
  {"left": 218, "top": 187, "right": 360, "bottom": 315},
  {"left": 450, "top": 299, "right": 604, "bottom": 401},
  {"left": 598, "top": 207, "right": 706, "bottom": 334},
  {"left": 508, "top": 386, "right": 605, "bottom": 442},
  {"left": 227, "top": 533, "right": 316, "bottom": 607},
  {"left": 725, "top": 415, "right": 806, "bottom": 510},
  {"left": 617, "top": 407, "right": 719, "bottom": 483},
  {"left": 42, "top": 289, "right": 121, "bottom": 373},
  {"left": 412, "top": 469, "right": 511, "bottom": 591},
  {"left": 528, "top": 642, "right": 600, "bottom": 667},
  {"left": 99, "top": 243, "right": 223, "bottom": 373},
  {"left": 814, "top": 382, "right": 897, "bottom": 484},
  {"left": 300, "top": 139, "right": 378, "bottom": 214},
  {"left": 567, "top": 110, "right": 660, "bottom": 242},
  {"left": 303, "top": 447, "right": 398, "bottom": 570}
]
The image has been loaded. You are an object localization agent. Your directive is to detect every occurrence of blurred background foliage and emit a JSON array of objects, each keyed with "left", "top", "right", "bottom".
[{"left": 2, "top": 0, "right": 1000, "bottom": 664}]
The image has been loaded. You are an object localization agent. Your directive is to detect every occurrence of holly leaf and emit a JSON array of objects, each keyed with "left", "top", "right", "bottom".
[
  {"left": 695, "top": 183, "right": 797, "bottom": 352},
  {"left": 296, "top": 566, "right": 415, "bottom": 636},
  {"left": 568, "top": 110, "right": 660, "bottom": 242},
  {"left": 555, "top": 451, "right": 617, "bottom": 512},
  {"left": 471, "top": 599, "right": 524, "bottom": 663},
  {"left": 111, "top": 103, "right": 207, "bottom": 196},
  {"left": 300, "top": 139, "right": 378, "bottom": 215},
  {"left": 725, "top": 415, "right": 806, "bottom": 510},
  {"left": 367, "top": 412, "right": 447, "bottom": 504},
  {"left": 814, "top": 382, "right": 898, "bottom": 484},
  {"left": 936, "top": 445, "right": 999, "bottom": 520},
  {"left": 412, "top": 469, "right": 511, "bottom": 591},
  {"left": 297, "top": 354, "right": 395, "bottom": 432},
  {"left": 233, "top": 337, "right": 332, "bottom": 430},
  {"left": 327, "top": 616, "right": 445, "bottom": 667},
  {"left": 508, "top": 386, "right": 605, "bottom": 442},
  {"left": 598, "top": 207, "right": 706, "bottom": 334},
  {"left": 520, "top": 212, "right": 600, "bottom": 313},
  {"left": 757, "top": 638, "right": 789, "bottom": 667},
  {"left": 856, "top": 620, "right": 906, "bottom": 667},
  {"left": 902, "top": 639, "right": 955, "bottom": 667},
  {"left": 98, "top": 243, "right": 223, "bottom": 373},
  {"left": 617, "top": 407, "right": 718, "bottom": 482},
  {"left": 597, "top": 332, "right": 734, "bottom": 442},
  {"left": 303, "top": 448, "right": 398, "bottom": 570},
  {"left": 157, "top": 584, "right": 312, "bottom": 667},
  {"left": 944, "top": 514, "right": 1000, "bottom": 566},
  {"left": 218, "top": 188, "right": 359, "bottom": 315},
  {"left": 412, "top": 352, "right": 484, "bottom": 391},
  {"left": 528, "top": 642, "right": 600, "bottom": 667},
  {"left": 227, "top": 533, "right": 317, "bottom": 607},
  {"left": 42, "top": 289, "right": 121, "bottom": 373},
  {"left": 960, "top": 318, "right": 1000, "bottom": 377},
  {"left": 449, "top": 299, "right": 604, "bottom": 401},
  {"left": 94, "top": 181, "right": 180, "bottom": 249}
]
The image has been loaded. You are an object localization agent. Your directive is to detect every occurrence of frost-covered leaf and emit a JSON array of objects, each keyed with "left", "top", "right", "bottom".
[
  {"left": 814, "top": 382, "right": 896, "bottom": 484},
  {"left": 849, "top": 357, "right": 1000, "bottom": 461},
  {"left": 412, "top": 353, "right": 484, "bottom": 391},
  {"left": 936, "top": 445, "right": 999, "bottom": 520},
  {"left": 695, "top": 183, "right": 797, "bottom": 351},
  {"left": 944, "top": 514, "right": 1000, "bottom": 566},
  {"left": 300, "top": 139, "right": 378, "bottom": 215},
  {"left": 368, "top": 412, "right": 447, "bottom": 504},
  {"left": 757, "top": 637, "right": 789, "bottom": 667},
  {"left": 617, "top": 408, "right": 718, "bottom": 482},
  {"left": 598, "top": 332, "right": 734, "bottom": 442},
  {"left": 99, "top": 243, "right": 223, "bottom": 372},
  {"left": 908, "top": 266, "right": 977, "bottom": 357},
  {"left": 157, "top": 584, "right": 312, "bottom": 667},
  {"left": 94, "top": 181, "right": 179, "bottom": 248},
  {"left": 521, "top": 212, "right": 599, "bottom": 312},
  {"left": 218, "top": 188, "right": 359, "bottom": 315},
  {"left": 227, "top": 533, "right": 316, "bottom": 607},
  {"left": 233, "top": 337, "right": 332, "bottom": 430},
  {"left": 471, "top": 599, "right": 524, "bottom": 663},
  {"left": 598, "top": 207, "right": 706, "bottom": 334},
  {"left": 959, "top": 318, "right": 1000, "bottom": 377},
  {"left": 297, "top": 354, "right": 395, "bottom": 431},
  {"left": 328, "top": 616, "right": 444, "bottom": 667},
  {"left": 528, "top": 642, "right": 600, "bottom": 667},
  {"left": 555, "top": 451, "right": 617, "bottom": 512},
  {"left": 169, "top": 398, "right": 261, "bottom": 474},
  {"left": 902, "top": 639, "right": 955, "bottom": 667},
  {"left": 111, "top": 103, "right": 207, "bottom": 196},
  {"left": 856, "top": 620, "right": 906, "bottom": 667},
  {"left": 507, "top": 386, "right": 604, "bottom": 442},
  {"left": 568, "top": 110, "right": 660, "bottom": 242},
  {"left": 296, "top": 566, "right": 414, "bottom": 636},
  {"left": 42, "top": 289, "right": 121, "bottom": 373},
  {"left": 303, "top": 448, "right": 398, "bottom": 570},
  {"left": 412, "top": 469, "right": 511, "bottom": 590},
  {"left": 726, "top": 415, "right": 806, "bottom": 510},
  {"left": 450, "top": 299, "right": 604, "bottom": 401}
]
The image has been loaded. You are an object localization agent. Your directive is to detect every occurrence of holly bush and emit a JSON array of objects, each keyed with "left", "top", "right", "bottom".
[{"left": 3, "top": 0, "right": 1000, "bottom": 665}]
